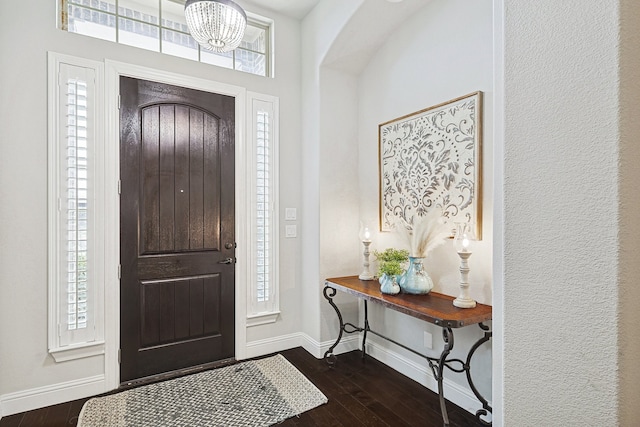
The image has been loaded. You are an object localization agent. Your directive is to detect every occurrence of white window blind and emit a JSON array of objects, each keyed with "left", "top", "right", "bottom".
[
  {"left": 247, "top": 94, "right": 279, "bottom": 325},
  {"left": 256, "top": 109, "right": 270, "bottom": 303},
  {"left": 49, "top": 54, "right": 105, "bottom": 361},
  {"left": 64, "top": 76, "right": 90, "bottom": 337}
]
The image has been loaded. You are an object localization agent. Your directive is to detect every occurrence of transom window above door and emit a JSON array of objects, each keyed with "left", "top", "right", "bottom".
[{"left": 59, "top": 0, "right": 272, "bottom": 77}]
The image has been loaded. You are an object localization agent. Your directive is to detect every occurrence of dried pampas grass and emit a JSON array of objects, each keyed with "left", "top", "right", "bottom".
[{"left": 394, "top": 211, "right": 450, "bottom": 258}]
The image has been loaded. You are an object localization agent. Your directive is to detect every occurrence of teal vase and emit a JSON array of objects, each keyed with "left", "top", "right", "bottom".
[
  {"left": 398, "top": 257, "right": 433, "bottom": 294},
  {"left": 379, "top": 274, "right": 401, "bottom": 295}
]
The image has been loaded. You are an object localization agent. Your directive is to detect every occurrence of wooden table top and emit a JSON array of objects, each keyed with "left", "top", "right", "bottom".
[{"left": 325, "top": 276, "right": 492, "bottom": 328}]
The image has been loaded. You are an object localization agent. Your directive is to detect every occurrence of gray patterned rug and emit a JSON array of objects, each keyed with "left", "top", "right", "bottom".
[{"left": 77, "top": 354, "right": 327, "bottom": 426}]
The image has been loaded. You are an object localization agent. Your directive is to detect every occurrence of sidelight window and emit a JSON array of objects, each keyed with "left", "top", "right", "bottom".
[
  {"left": 65, "top": 77, "right": 90, "bottom": 333},
  {"left": 247, "top": 93, "right": 279, "bottom": 325},
  {"left": 48, "top": 53, "right": 106, "bottom": 361},
  {"left": 256, "top": 109, "right": 270, "bottom": 303}
]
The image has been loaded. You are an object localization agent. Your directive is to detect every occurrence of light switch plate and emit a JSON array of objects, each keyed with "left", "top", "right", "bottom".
[
  {"left": 285, "top": 208, "right": 297, "bottom": 220},
  {"left": 285, "top": 225, "right": 297, "bottom": 238}
]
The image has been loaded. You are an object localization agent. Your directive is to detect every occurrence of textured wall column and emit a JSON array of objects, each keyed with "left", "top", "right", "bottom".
[{"left": 503, "top": 1, "right": 622, "bottom": 424}]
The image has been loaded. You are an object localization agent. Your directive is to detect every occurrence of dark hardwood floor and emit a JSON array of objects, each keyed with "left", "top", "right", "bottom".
[{"left": 0, "top": 347, "right": 486, "bottom": 426}]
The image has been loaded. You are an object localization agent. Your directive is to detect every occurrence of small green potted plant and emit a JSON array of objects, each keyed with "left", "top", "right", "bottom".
[{"left": 374, "top": 248, "right": 409, "bottom": 295}]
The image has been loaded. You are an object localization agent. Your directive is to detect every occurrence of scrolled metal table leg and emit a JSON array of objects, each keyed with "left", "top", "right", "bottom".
[
  {"left": 427, "top": 323, "right": 492, "bottom": 426},
  {"left": 361, "top": 300, "right": 369, "bottom": 360},
  {"left": 322, "top": 285, "right": 343, "bottom": 365},
  {"left": 437, "top": 327, "right": 454, "bottom": 427},
  {"left": 464, "top": 322, "right": 492, "bottom": 426}
]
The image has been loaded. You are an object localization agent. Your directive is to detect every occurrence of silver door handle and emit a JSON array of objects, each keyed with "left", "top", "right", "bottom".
[{"left": 218, "top": 257, "right": 234, "bottom": 264}]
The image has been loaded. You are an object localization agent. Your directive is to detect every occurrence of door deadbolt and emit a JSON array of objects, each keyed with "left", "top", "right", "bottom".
[{"left": 225, "top": 242, "right": 235, "bottom": 249}]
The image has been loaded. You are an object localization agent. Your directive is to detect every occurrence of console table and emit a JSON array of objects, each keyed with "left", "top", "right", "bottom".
[{"left": 323, "top": 276, "right": 492, "bottom": 426}]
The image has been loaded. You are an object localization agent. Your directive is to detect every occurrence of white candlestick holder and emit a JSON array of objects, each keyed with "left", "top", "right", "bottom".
[
  {"left": 453, "top": 250, "right": 476, "bottom": 308},
  {"left": 358, "top": 240, "right": 374, "bottom": 280}
]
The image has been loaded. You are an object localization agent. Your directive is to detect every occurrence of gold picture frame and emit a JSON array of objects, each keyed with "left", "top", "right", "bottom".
[{"left": 378, "top": 91, "right": 483, "bottom": 238}]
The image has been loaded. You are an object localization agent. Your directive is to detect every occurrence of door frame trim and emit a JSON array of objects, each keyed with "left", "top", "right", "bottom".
[{"left": 104, "top": 60, "right": 248, "bottom": 390}]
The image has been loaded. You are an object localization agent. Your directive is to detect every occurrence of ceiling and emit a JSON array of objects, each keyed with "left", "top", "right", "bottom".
[
  {"left": 241, "top": 0, "right": 323, "bottom": 19},
  {"left": 322, "top": 0, "right": 427, "bottom": 73},
  {"left": 173, "top": 0, "right": 322, "bottom": 19}
]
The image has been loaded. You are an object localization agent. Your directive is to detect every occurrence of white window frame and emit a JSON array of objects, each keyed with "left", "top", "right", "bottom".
[
  {"left": 103, "top": 60, "right": 248, "bottom": 387},
  {"left": 48, "top": 52, "right": 106, "bottom": 362},
  {"left": 246, "top": 92, "right": 280, "bottom": 326},
  {"left": 59, "top": 0, "right": 273, "bottom": 77}
]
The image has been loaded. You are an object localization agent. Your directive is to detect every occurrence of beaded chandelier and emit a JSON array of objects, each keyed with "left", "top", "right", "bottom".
[{"left": 184, "top": 0, "right": 247, "bottom": 53}]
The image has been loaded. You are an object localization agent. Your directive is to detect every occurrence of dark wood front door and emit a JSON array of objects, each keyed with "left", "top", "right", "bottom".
[{"left": 119, "top": 77, "right": 235, "bottom": 383}]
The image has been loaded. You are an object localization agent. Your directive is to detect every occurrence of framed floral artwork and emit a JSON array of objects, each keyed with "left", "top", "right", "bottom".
[{"left": 378, "top": 91, "right": 483, "bottom": 238}]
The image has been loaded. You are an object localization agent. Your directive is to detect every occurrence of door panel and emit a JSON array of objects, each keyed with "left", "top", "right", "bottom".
[
  {"left": 139, "top": 275, "right": 221, "bottom": 347},
  {"left": 139, "top": 104, "right": 221, "bottom": 255},
  {"left": 119, "top": 77, "right": 235, "bottom": 383}
]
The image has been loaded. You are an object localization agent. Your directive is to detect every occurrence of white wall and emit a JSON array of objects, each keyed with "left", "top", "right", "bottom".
[
  {"left": 300, "top": 0, "right": 365, "bottom": 350},
  {"left": 301, "top": 0, "right": 434, "bottom": 350},
  {"left": 0, "top": 0, "right": 303, "bottom": 413},
  {"left": 300, "top": 0, "right": 495, "bottom": 416},
  {"left": 501, "top": 0, "right": 640, "bottom": 424},
  {"left": 318, "top": 67, "right": 362, "bottom": 340},
  {"left": 358, "top": 0, "right": 494, "bottom": 304},
  {"left": 355, "top": 0, "right": 494, "bottom": 410},
  {"left": 301, "top": 0, "right": 495, "bottom": 416}
]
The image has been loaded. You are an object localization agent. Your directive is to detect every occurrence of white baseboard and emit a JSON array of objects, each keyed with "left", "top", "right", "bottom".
[
  {"left": 244, "top": 332, "right": 360, "bottom": 360},
  {"left": 244, "top": 332, "right": 304, "bottom": 358},
  {"left": 301, "top": 332, "right": 361, "bottom": 359},
  {"left": 0, "top": 375, "right": 105, "bottom": 417}
]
